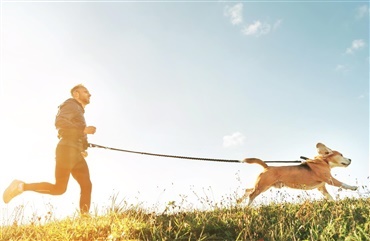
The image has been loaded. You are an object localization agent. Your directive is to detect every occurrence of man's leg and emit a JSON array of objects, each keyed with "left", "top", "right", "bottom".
[
  {"left": 3, "top": 145, "right": 71, "bottom": 203},
  {"left": 23, "top": 165, "right": 70, "bottom": 195},
  {"left": 71, "top": 159, "right": 92, "bottom": 214},
  {"left": 23, "top": 145, "right": 73, "bottom": 195}
]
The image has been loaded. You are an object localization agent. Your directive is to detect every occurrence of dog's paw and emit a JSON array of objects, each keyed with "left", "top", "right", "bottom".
[
  {"left": 350, "top": 186, "right": 358, "bottom": 191},
  {"left": 342, "top": 184, "right": 358, "bottom": 191}
]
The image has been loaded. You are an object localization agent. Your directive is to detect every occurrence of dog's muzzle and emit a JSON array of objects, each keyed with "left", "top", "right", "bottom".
[{"left": 342, "top": 158, "right": 351, "bottom": 166}]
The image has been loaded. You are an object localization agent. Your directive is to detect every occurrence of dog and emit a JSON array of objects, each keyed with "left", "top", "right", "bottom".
[{"left": 237, "top": 143, "right": 358, "bottom": 205}]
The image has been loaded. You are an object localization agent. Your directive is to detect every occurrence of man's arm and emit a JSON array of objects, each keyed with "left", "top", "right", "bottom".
[{"left": 84, "top": 126, "right": 96, "bottom": 134}]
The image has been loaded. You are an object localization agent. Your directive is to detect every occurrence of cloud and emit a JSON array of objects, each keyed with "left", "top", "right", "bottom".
[
  {"left": 242, "top": 21, "right": 271, "bottom": 36},
  {"left": 224, "top": 3, "right": 243, "bottom": 25},
  {"left": 223, "top": 4, "right": 282, "bottom": 37},
  {"left": 241, "top": 19, "right": 281, "bottom": 37},
  {"left": 356, "top": 5, "right": 369, "bottom": 19},
  {"left": 223, "top": 132, "right": 245, "bottom": 148},
  {"left": 345, "top": 39, "right": 366, "bottom": 54},
  {"left": 335, "top": 64, "right": 350, "bottom": 73}
]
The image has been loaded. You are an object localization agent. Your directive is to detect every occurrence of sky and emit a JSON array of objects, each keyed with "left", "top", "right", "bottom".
[{"left": 0, "top": 0, "right": 369, "bottom": 224}]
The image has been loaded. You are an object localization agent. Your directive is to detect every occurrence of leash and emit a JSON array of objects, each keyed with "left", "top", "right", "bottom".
[{"left": 88, "top": 143, "right": 306, "bottom": 164}]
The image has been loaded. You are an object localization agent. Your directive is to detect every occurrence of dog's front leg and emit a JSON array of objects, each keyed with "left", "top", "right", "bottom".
[
  {"left": 340, "top": 182, "right": 358, "bottom": 191},
  {"left": 326, "top": 176, "right": 357, "bottom": 191},
  {"left": 317, "top": 185, "right": 334, "bottom": 200}
]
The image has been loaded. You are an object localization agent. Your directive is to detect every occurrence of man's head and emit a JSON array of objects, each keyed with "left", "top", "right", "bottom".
[{"left": 71, "top": 84, "right": 91, "bottom": 107}]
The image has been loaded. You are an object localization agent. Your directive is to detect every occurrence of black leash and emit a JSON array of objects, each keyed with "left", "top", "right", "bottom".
[{"left": 89, "top": 143, "right": 306, "bottom": 164}]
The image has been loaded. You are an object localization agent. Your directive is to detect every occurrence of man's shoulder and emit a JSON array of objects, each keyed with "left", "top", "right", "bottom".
[
  {"left": 59, "top": 98, "right": 81, "bottom": 108},
  {"left": 62, "top": 98, "right": 77, "bottom": 104}
]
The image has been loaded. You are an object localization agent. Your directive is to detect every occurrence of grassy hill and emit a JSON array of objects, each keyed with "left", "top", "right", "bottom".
[{"left": 1, "top": 197, "right": 369, "bottom": 241}]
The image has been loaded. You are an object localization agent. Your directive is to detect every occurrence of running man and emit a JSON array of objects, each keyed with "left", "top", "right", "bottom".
[{"left": 3, "top": 84, "right": 96, "bottom": 214}]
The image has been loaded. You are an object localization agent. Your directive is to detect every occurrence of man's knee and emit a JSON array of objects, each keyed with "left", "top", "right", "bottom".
[{"left": 53, "top": 185, "right": 67, "bottom": 195}]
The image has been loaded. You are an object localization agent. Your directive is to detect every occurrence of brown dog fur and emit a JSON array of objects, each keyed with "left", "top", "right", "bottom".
[{"left": 237, "top": 143, "right": 358, "bottom": 205}]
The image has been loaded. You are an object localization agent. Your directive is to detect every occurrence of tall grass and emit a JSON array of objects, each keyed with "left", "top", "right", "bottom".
[{"left": 1, "top": 194, "right": 369, "bottom": 241}]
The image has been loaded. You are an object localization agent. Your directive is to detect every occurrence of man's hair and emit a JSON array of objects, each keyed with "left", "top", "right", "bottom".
[{"left": 70, "top": 84, "right": 85, "bottom": 96}]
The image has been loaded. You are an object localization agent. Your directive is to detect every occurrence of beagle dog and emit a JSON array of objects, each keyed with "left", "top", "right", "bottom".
[{"left": 237, "top": 143, "right": 357, "bottom": 205}]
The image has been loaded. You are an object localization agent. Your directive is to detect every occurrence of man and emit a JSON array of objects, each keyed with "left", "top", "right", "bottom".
[{"left": 3, "top": 84, "right": 96, "bottom": 214}]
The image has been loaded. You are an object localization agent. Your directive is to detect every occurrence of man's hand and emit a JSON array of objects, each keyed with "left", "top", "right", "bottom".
[
  {"left": 81, "top": 151, "right": 88, "bottom": 158},
  {"left": 84, "top": 126, "right": 96, "bottom": 135}
]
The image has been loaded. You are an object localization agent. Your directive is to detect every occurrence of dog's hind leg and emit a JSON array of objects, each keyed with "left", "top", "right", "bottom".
[
  {"left": 317, "top": 185, "right": 334, "bottom": 200},
  {"left": 247, "top": 172, "right": 278, "bottom": 205},
  {"left": 246, "top": 186, "right": 270, "bottom": 206},
  {"left": 240, "top": 173, "right": 274, "bottom": 205},
  {"left": 237, "top": 188, "right": 253, "bottom": 204}
]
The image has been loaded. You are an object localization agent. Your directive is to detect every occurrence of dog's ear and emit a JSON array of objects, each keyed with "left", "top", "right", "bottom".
[{"left": 316, "top": 143, "right": 333, "bottom": 156}]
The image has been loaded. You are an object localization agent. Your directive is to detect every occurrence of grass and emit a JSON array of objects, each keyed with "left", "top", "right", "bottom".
[{"left": 1, "top": 194, "right": 370, "bottom": 241}]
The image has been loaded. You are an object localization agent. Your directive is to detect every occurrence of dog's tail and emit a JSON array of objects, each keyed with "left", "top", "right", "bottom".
[{"left": 241, "top": 158, "right": 268, "bottom": 168}]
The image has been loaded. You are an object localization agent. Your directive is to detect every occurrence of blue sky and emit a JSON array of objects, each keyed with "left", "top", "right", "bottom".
[{"left": 0, "top": 1, "right": 369, "bottom": 222}]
